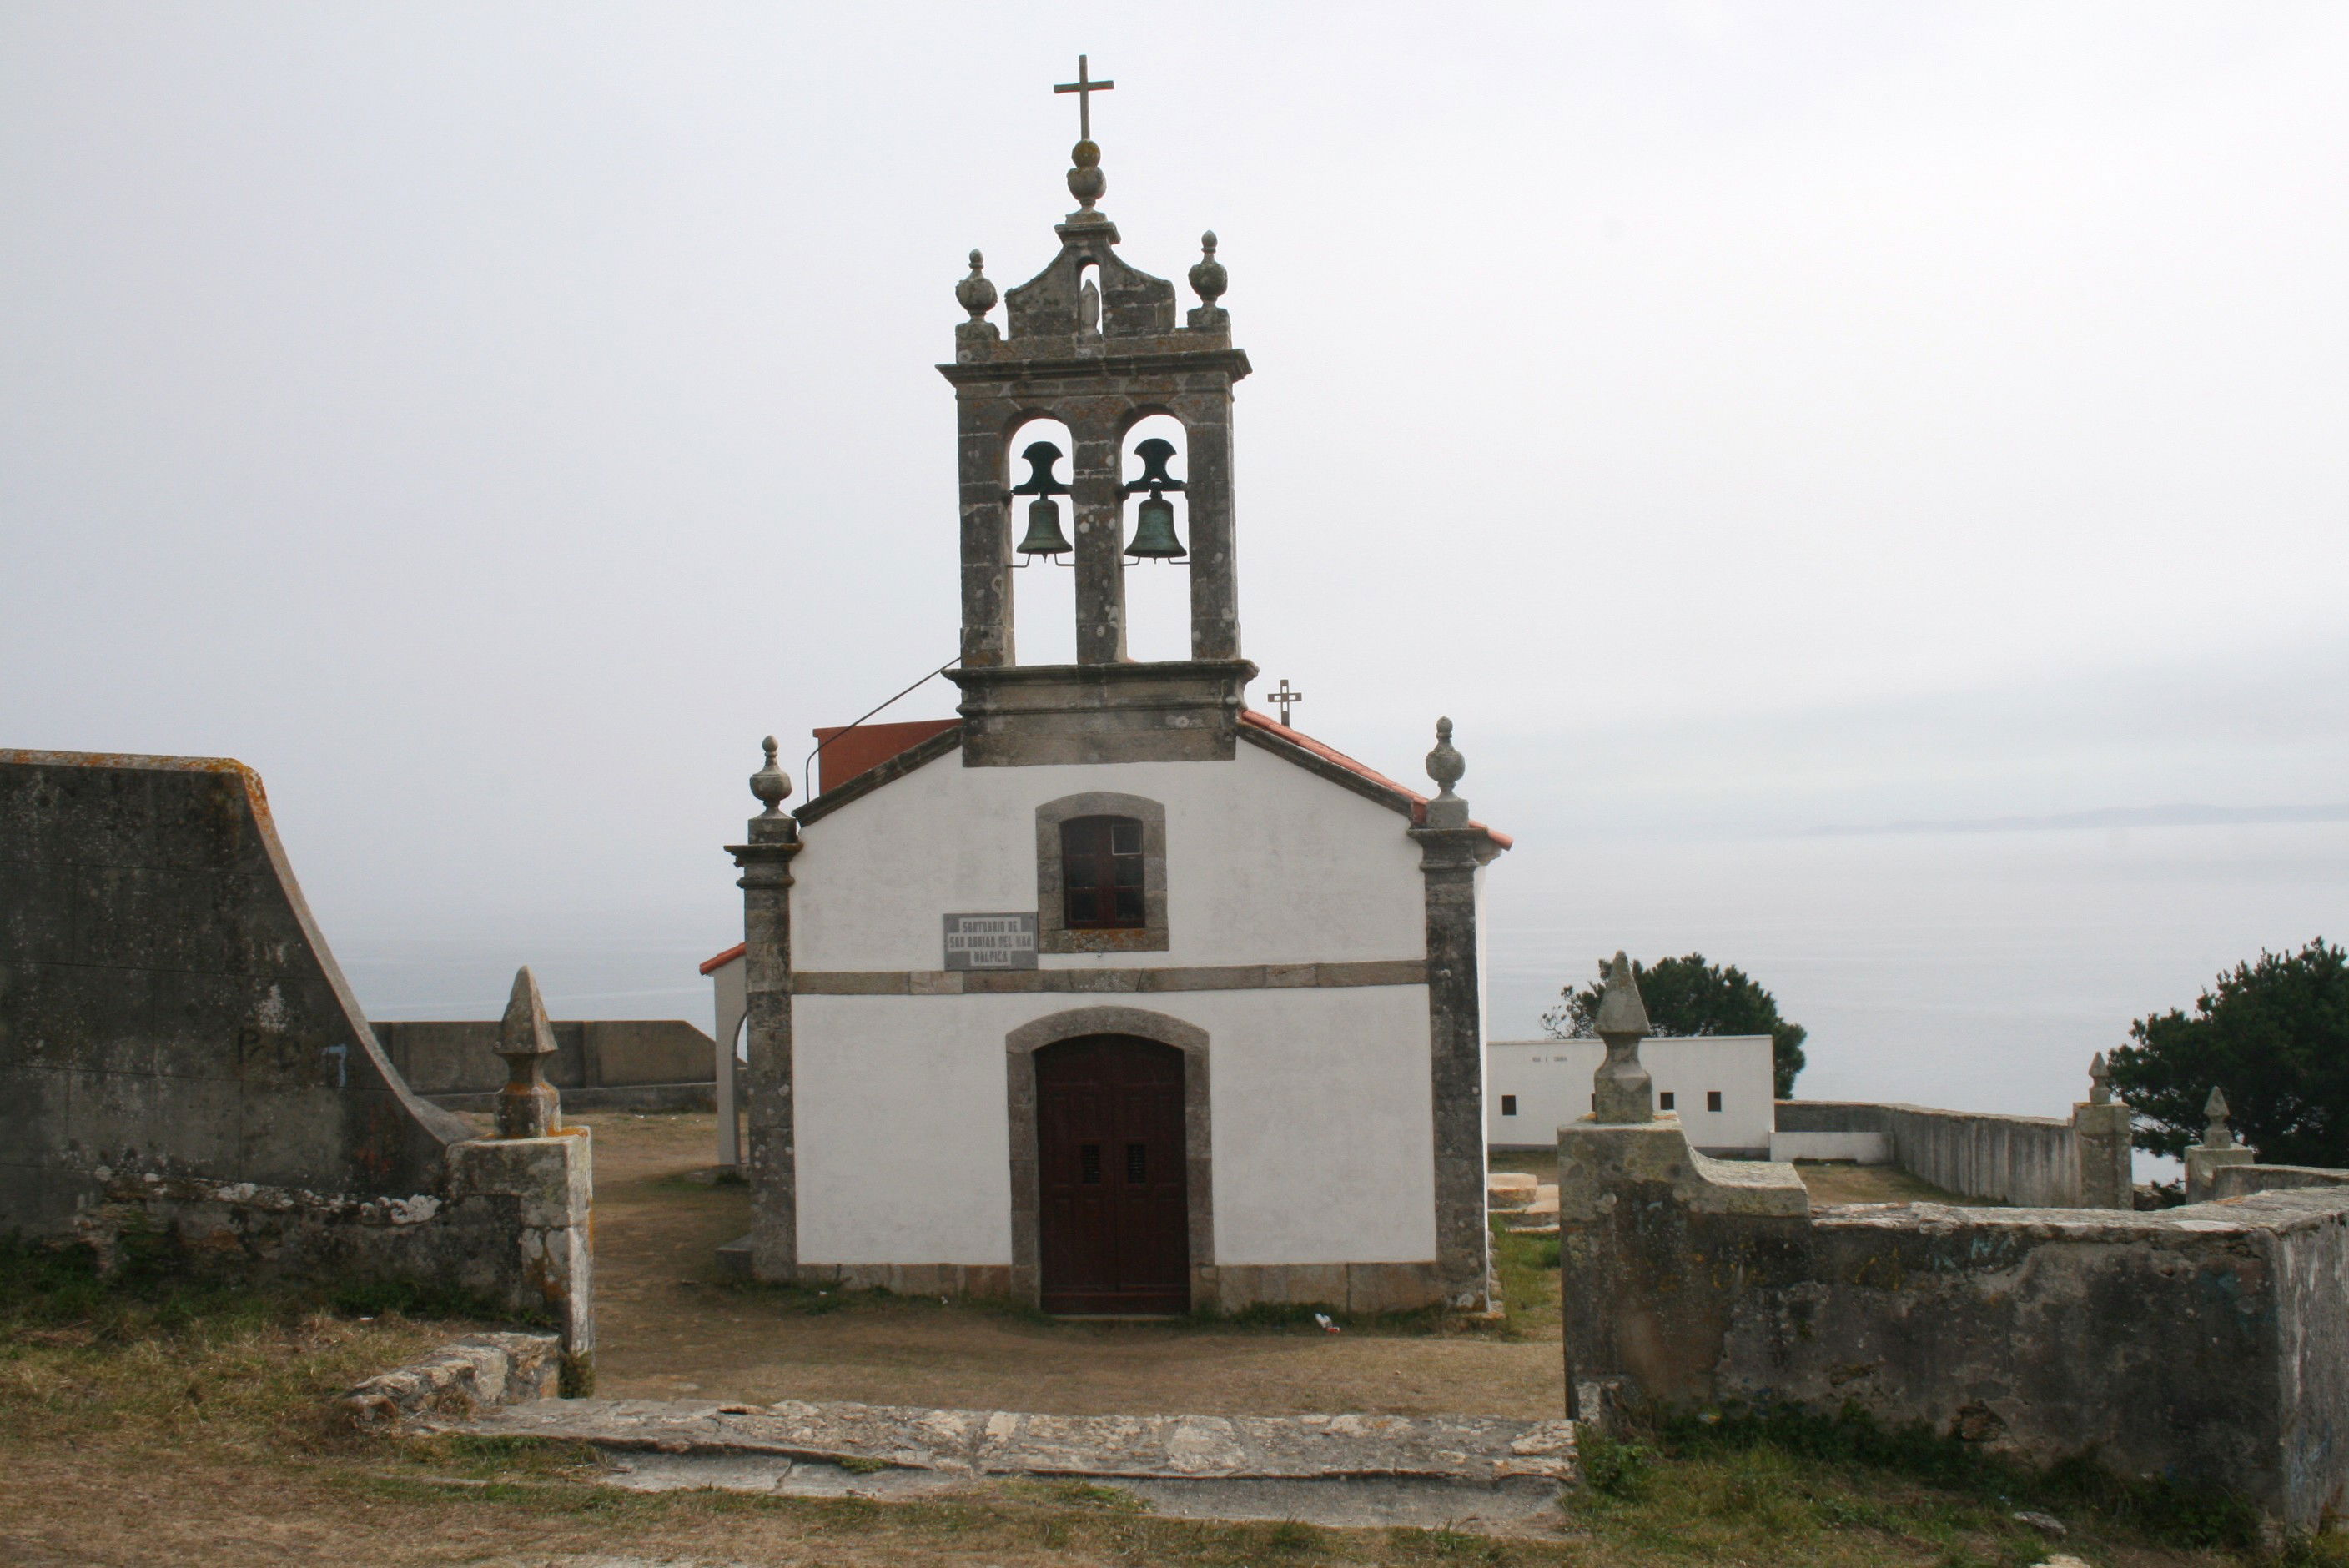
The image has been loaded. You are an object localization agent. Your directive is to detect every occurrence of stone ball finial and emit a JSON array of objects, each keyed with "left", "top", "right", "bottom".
[
  {"left": 1189, "top": 231, "right": 1228, "bottom": 306},
  {"left": 749, "top": 736, "right": 792, "bottom": 816},
  {"left": 955, "top": 249, "right": 997, "bottom": 320},
  {"left": 1067, "top": 138, "right": 1106, "bottom": 210},
  {"left": 1425, "top": 716, "right": 1465, "bottom": 799}
]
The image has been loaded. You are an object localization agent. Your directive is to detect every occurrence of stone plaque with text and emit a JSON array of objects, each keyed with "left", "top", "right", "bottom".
[{"left": 942, "top": 912, "right": 1039, "bottom": 971}]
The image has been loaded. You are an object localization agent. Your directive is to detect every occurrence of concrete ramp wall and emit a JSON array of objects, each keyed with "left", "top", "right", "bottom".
[
  {"left": 375, "top": 1019, "right": 715, "bottom": 1097},
  {"left": 1774, "top": 1099, "right": 2082, "bottom": 1206},
  {"left": 1, "top": 749, "right": 469, "bottom": 1232}
]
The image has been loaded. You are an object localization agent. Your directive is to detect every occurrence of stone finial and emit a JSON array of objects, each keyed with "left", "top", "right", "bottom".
[
  {"left": 1422, "top": 718, "right": 1469, "bottom": 829},
  {"left": 1186, "top": 231, "right": 1231, "bottom": 331},
  {"left": 495, "top": 966, "right": 561, "bottom": 1139},
  {"left": 1591, "top": 952, "right": 1656, "bottom": 1123},
  {"left": 2088, "top": 1051, "right": 2112, "bottom": 1105},
  {"left": 1190, "top": 232, "right": 1228, "bottom": 307},
  {"left": 955, "top": 249, "right": 997, "bottom": 320},
  {"left": 1067, "top": 138, "right": 1106, "bottom": 214},
  {"left": 2203, "top": 1086, "right": 2236, "bottom": 1150},
  {"left": 749, "top": 736, "right": 792, "bottom": 817}
]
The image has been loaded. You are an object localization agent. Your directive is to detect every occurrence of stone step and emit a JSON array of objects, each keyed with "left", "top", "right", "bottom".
[{"left": 437, "top": 1395, "right": 1577, "bottom": 1485}]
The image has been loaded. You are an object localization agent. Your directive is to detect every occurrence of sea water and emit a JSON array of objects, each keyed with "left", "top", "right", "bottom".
[{"left": 336, "top": 821, "right": 2349, "bottom": 1132}]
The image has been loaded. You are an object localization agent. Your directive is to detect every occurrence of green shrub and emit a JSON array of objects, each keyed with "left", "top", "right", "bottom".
[{"left": 1578, "top": 1429, "right": 1656, "bottom": 1499}]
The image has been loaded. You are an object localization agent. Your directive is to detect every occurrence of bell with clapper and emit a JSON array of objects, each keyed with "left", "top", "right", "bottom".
[
  {"left": 1009, "top": 440, "right": 1073, "bottom": 565},
  {"left": 1122, "top": 436, "right": 1187, "bottom": 562}
]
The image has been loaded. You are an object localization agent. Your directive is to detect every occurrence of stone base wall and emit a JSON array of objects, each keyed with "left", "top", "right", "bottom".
[
  {"left": 68, "top": 1129, "right": 595, "bottom": 1389},
  {"left": 714, "top": 1252, "right": 1452, "bottom": 1315},
  {"left": 1560, "top": 1116, "right": 2349, "bottom": 1528}
]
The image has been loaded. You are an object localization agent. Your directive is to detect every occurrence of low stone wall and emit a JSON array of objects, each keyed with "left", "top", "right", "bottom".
[
  {"left": 375, "top": 1019, "right": 715, "bottom": 1097},
  {"left": 0, "top": 750, "right": 594, "bottom": 1382},
  {"left": 345, "top": 1332, "right": 563, "bottom": 1425},
  {"left": 1559, "top": 1116, "right": 2349, "bottom": 1528},
  {"left": 1773, "top": 1100, "right": 2091, "bottom": 1207},
  {"left": 2214, "top": 1163, "right": 2349, "bottom": 1199}
]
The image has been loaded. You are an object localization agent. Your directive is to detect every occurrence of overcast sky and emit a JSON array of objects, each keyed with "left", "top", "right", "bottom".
[{"left": 4, "top": 3, "right": 2344, "bottom": 966}]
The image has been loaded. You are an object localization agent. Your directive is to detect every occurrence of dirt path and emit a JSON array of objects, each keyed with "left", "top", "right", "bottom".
[{"left": 578, "top": 1113, "right": 1567, "bottom": 1420}]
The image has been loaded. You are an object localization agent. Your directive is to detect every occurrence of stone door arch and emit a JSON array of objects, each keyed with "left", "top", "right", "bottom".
[{"left": 1007, "top": 1006, "right": 1212, "bottom": 1309}]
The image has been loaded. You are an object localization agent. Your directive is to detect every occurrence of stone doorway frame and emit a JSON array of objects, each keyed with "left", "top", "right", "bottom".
[{"left": 1006, "top": 1006, "right": 1213, "bottom": 1309}]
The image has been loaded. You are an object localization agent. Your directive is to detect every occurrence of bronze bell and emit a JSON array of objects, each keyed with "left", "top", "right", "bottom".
[
  {"left": 1016, "top": 495, "right": 1073, "bottom": 557},
  {"left": 1122, "top": 436, "right": 1187, "bottom": 560},
  {"left": 1126, "top": 494, "right": 1185, "bottom": 560}
]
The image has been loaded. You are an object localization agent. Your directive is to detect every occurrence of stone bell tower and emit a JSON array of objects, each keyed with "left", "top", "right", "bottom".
[{"left": 940, "top": 61, "right": 1255, "bottom": 766}]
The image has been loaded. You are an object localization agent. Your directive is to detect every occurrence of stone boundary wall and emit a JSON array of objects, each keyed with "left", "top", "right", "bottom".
[
  {"left": 0, "top": 751, "right": 594, "bottom": 1378},
  {"left": 1559, "top": 1117, "right": 2349, "bottom": 1528},
  {"left": 1773, "top": 1100, "right": 2082, "bottom": 1206},
  {"left": 2215, "top": 1163, "right": 2349, "bottom": 1199},
  {"left": 373, "top": 1019, "right": 715, "bottom": 1098}
]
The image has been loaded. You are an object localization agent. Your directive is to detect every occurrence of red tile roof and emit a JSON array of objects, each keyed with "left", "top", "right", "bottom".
[
  {"left": 700, "top": 942, "right": 745, "bottom": 975},
  {"left": 1240, "top": 709, "right": 1513, "bottom": 848}
]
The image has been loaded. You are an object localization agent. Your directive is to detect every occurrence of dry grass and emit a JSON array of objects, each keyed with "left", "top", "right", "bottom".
[{"left": 576, "top": 1112, "right": 1567, "bottom": 1416}]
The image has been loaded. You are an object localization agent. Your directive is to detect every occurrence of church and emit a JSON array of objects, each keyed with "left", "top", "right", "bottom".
[{"left": 712, "top": 70, "right": 1511, "bottom": 1316}]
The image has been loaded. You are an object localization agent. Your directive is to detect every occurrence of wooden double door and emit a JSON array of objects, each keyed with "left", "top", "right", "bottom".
[{"left": 1035, "top": 1035, "right": 1190, "bottom": 1314}]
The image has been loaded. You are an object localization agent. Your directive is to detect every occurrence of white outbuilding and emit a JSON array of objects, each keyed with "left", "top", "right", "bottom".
[
  {"left": 711, "top": 137, "right": 1510, "bottom": 1317},
  {"left": 1486, "top": 1036, "right": 1777, "bottom": 1158}
]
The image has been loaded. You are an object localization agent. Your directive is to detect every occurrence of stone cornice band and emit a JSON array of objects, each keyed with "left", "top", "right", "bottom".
[{"left": 794, "top": 959, "right": 1426, "bottom": 996}]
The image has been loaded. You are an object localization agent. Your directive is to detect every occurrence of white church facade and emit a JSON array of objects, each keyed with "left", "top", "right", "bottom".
[{"left": 713, "top": 114, "right": 1509, "bottom": 1314}]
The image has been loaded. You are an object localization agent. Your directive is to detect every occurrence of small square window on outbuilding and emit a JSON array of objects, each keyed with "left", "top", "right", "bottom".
[
  {"left": 1501, "top": 1093, "right": 1517, "bottom": 1116},
  {"left": 1707, "top": 1090, "right": 1723, "bottom": 1113},
  {"left": 1658, "top": 1091, "right": 1674, "bottom": 1110}
]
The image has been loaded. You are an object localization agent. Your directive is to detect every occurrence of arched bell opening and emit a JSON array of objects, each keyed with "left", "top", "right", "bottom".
[
  {"left": 1005, "top": 413, "right": 1077, "bottom": 666},
  {"left": 1119, "top": 413, "right": 1190, "bottom": 663}
]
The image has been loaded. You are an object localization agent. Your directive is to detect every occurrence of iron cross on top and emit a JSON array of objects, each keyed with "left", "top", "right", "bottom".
[{"left": 1054, "top": 55, "right": 1114, "bottom": 141}]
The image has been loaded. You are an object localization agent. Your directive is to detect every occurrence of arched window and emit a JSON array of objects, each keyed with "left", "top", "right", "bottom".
[{"left": 1060, "top": 815, "right": 1144, "bottom": 929}]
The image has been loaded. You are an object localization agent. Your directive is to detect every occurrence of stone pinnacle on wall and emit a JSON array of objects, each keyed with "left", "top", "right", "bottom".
[
  {"left": 1590, "top": 952, "right": 1657, "bottom": 1124},
  {"left": 494, "top": 966, "right": 563, "bottom": 1139},
  {"left": 2203, "top": 1086, "right": 2237, "bottom": 1150}
]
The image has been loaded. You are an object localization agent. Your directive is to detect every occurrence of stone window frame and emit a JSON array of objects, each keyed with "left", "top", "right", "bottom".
[
  {"left": 1034, "top": 792, "right": 1169, "bottom": 954},
  {"left": 1004, "top": 1006, "right": 1213, "bottom": 1309}
]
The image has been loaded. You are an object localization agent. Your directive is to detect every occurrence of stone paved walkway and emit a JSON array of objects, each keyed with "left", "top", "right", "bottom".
[{"left": 443, "top": 1395, "right": 1578, "bottom": 1485}]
